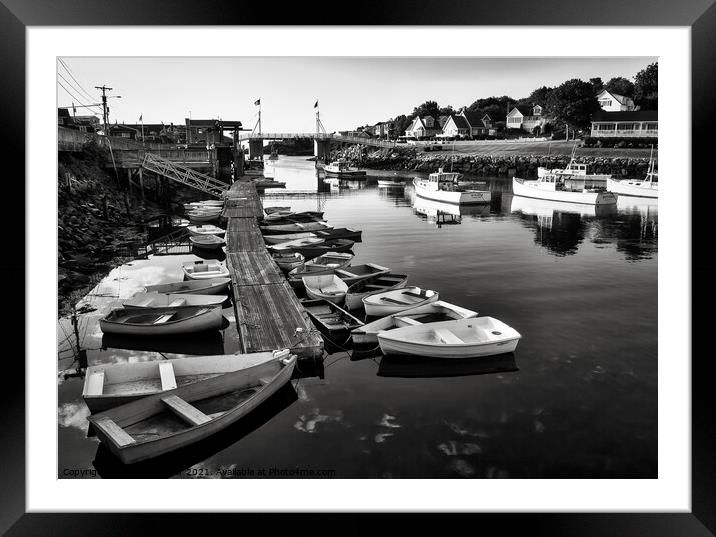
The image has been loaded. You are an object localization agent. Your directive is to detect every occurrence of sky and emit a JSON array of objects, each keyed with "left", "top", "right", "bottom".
[{"left": 57, "top": 57, "right": 656, "bottom": 132}]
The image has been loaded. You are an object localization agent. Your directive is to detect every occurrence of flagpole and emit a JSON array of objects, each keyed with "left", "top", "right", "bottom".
[{"left": 141, "top": 114, "right": 144, "bottom": 143}]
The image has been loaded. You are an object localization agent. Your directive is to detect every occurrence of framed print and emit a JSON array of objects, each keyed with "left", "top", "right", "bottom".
[{"left": 3, "top": 0, "right": 714, "bottom": 534}]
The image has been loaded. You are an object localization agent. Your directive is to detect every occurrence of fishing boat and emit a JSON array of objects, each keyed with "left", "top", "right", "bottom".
[
  {"left": 606, "top": 146, "right": 658, "bottom": 199},
  {"left": 123, "top": 292, "right": 226, "bottom": 309},
  {"left": 189, "top": 234, "right": 226, "bottom": 250},
  {"left": 351, "top": 300, "right": 477, "bottom": 344},
  {"left": 143, "top": 277, "right": 230, "bottom": 295},
  {"left": 82, "top": 350, "right": 283, "bottom": 413},
  {"left": 324, "top": 158, "right": 367, "bottom": 177},
  {"left": 512, "top": 176, "right": 617, "bottom": 205},
  {"left": 99, "top": 305, "right": 224, "bottom": 336},
  {"left": 413, "top": 168, "right": 491, "bottom": 205},
  {"left": 302, "top": 274, "right": 349, "bottom": 305},
  {"left": 260, "top": 221, "right": 333, "bottom": 235},
  {"left": 87, "top": 351, "right": 296, "bottom": 464},
  {"left": 182, "top": 260, "right": 230, "bottom": 280},
  {"left": 509, "top": 192, "right": 617, "bottom": 218},
  {"left": 537, "top": 146, "right": 612, "bottom": 186},
  {"left": 378, "top": 316, "right": 522, "bottom": 358},
  {"left": 334, "top": 263, "right": 391, "bottom": 286},
  {"left": 300, "top": 298, "right": 364, "bottom": 339},
  {"left": 344, "top": 273, "right": 409, "bottom": 311},
  {"left": 288, "top": 239, "right": 355, "bottom": 260},
  {"left": 271, "top": 252, "right": 305, "bottom": 273},
  {"left": 377, "top": 177, "right": 405, "bottom": 188},
  {"left": 187, "top": 224, "right": 226, "bottom": 237},
  {"left": 362, "top": 286, "right": 439, "bottom": 317}
]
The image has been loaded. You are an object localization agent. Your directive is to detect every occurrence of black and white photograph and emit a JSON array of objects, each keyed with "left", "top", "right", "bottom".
[{"left": 55, "top": 54, "right": 661, "bottom": 479}]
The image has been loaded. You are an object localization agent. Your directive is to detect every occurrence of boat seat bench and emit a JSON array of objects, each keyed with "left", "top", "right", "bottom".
[
  {"left": 158, "top": 362, "right": 177, "bottom": 391},
  {"left": 153, "top": 314, "right": 175, "bottom": 325},
  {"left": 380, "top": 297, "right": 411, "bottom": 305},
  {"left": 401, "top": 290, "right": 428, "bottom": 299},
  {"left": 85, "top": 371, "right": 105, "bottom": 396},
  {"left": 93, "top": 416, "right": 136, "bottom": 447},
  {"left": 434, "top": 328, "right": 465, "bottom": 345},
  {"left": 161, "top": 394, "right": 212, "bottom": 426}
]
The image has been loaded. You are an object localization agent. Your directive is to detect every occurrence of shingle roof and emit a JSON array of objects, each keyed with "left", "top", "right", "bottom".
[
  {"left": 461, "top": 111, "right": 490, "bottom": 128},
  {"left": 510, "top": 105, "right": 533, "bottom": 116},
  {"left": 448, "top": 115, "right": 470, "bottom": 129},
  {"left": 591, "top": 110, "right": 658, "bottom": 122}
]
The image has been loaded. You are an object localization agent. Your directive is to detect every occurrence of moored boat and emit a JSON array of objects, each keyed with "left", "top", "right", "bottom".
[
  {"left": 344, "top": 273, "right": 409, "bottom": 311},
  {"left": 324, "top": 158, "right": 367, "bottom": 177},
  {"left": 260, "top": 221, "right": 333, "bottom": 235},
  {"left": 144, "top": 277, "right": 230, "bottom": 295},
  {"left": 87, "top": 351, "right": 296, "bottom": 464},
  {"left": 187, "top": 224, "right": 226, "bottom": 237},
  {"left": 300, "top": 298, "right": 364, "bottom": 339},
  {"left": 351, "top": 300, "right": 476, "bottom": 344},
  {"left": 606, "top": 147, "right": 658, "bottom": 199},
  {"left": 271, "top": 252, "right": 305, "bottom": 273},
  {"left": 378, "top": 316, "right": 521, "bottom": 359},
  {"left": 264, "top": 206, "right": 291, "bottom": 215},
  {"left": 334, "top": 263, "right": 390, "bottom": 286},
  {"left": 99, "top": 305, "right": 224, "bottom": 336},
  {"left": 288, "top": 239, "right": 355, "bottom": 260},
  {"left": 413, "top": 168, "right": 491, "bottom": 205},
  {"left": 123, "top": 292, "right": 226, "bottom": 308},
  {"left": 362, "top": 286, "right": 439, "bottom": 317},
  {"left": 377, "top": 177, "right": 405, "bottom": 188},
  {"left": 189, "top": 234, "right": 226, "bottom": 250},
  {"left": 537, "top": 147, "right": 612, "bottom": 186},
  {"left": 82, "top": 350, "right": 284, "bottom": 413},
  {"left": 262, "top": 210, "right": 325, "bottom": 223},
  {"left": 302, "top": 274, "right": 349, "bottom": 305},
  {"left": 266, "top": 237, "right": 325, "bottom": 253},
  {"left": 186, "top": 209, "right": 222, "bottom": 223},
  {"left": 512, "top": 176, "right": 617, "bottom": 205},
  {"left": 182, "top": 260, "right": 230, "bottom": 280}
]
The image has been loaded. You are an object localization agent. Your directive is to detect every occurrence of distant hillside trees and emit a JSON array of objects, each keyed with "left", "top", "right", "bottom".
[
  {"left": 543, "top": 78, "right": 600, "bottom": 133},
  {"left": 634, "top": 62, "right": 658, "bottom": 110},
  {"left": 466, "top": 96, "right": 515, "bottom": 122}
]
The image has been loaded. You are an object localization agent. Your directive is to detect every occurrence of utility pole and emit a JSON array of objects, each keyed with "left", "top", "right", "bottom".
[{"left": 95, "top": 85, "right": 113, "bottom": 135}]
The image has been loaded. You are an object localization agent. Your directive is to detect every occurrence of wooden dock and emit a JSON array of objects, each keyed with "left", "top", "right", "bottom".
[{"left": 224, "top": 181, "right": 324, "bottom": 358}]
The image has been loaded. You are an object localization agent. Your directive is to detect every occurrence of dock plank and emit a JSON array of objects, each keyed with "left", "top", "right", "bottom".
[{"left": 227, "top": 252, "right": 284, "bottom": 285}]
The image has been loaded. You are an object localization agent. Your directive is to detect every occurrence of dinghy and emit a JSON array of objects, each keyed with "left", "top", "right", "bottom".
[
  {"left": 363, "top": 286, "right": 439, "bottom": 317},
  {"left": 302, "top": 274, "right": 349, "bottom": 305},
  {"left": 99, "top": 305, "right": 224, "bottom": 336},
  {"left": 144, "top": 277, "right": 230, "bottom": 295},
  {"left": 288, "top": 239, "right": 355, "bottom": 260},
  {"left": 271, "top": 252, "right": 305, "bottom": 273},
  {"left": 300, "top": 298, "right": 364, "bottom": 339},
  {"left": 263, "top": 227, "right": 362, "bottom": 245},
  {"left": 123, "top": 292, "right": 226, "bottom": 308},
  {"left": 88, "top": 351, "right": 296, "bottom": 464},
  {"left": 189, "top": 234, "right": 226, "bottom": 250},
  {"left": 264, "top": 206, "right": 291, "bottom": 215},
  {"left": 187, "top": 210, "right": 222, "bottom": 223},
  {"left": 83, "top": 350, "right": 283, "bottom": 413},
  {"left": 267, "top": 237, "right": 325, "bottom": 253},
  {"left": 262, "top": 210, "right": 325, "bottom": 223},
  {"left": 182, "top": 260, "right": 230, "bottom": 280},
  {"left": 304, "top": 251, "right": 354, "bottom": 269},
  {"left": 264, "top": 231, "right": 317, "bottom": 245},
  {"left": 344, "top": 273, "right": 409, "bottom": 310},
  {"left": 187, "top": 224, "right": 226, "bottom": 237},
  {"left": 351, "top": 300, "right": 477, "bottom": 344},
  {"left": 378, "top": 317, "right": 521, "bottom": 358},
  {"left": 260, "top": 221, "right": 333, "bottom": 235},
  {"left": 334, "top": 263, "right": 391, "bottom": 286}
]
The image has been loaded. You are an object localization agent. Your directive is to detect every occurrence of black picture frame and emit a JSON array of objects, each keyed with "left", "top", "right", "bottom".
[{"left": 4, "top": 0, "right": 713, "bottom": 534}]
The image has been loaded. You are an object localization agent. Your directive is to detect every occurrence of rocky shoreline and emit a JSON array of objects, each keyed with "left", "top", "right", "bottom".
[{"left": 332, "top": 146, "right": 653, "bottom": 179}]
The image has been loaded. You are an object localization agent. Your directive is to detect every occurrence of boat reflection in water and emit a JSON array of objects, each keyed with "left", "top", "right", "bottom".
[
  {"left": 412, "top": 195, "right": 490, "bottom": 227},
  {"left": 377, "top": 353, "right": 518, "bottom": 378},
  {"left": 101, "top": 330, "right": 227, "bottom": 357},
  {"left": 91, "top": 382, "right": 300, "bottom": 479}
]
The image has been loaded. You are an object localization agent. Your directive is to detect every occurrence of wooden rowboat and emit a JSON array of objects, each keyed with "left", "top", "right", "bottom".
[
  {"left": 288, "top": 239, "right": 355, "bottom": 260},
  {"left": 334, "top": 263, "right": 390, "bottom": 286},
  {"left": 144, "top": 277, "right": 230, "bottom": 295},
  {"left": 82, "top": 349, "right": 284, "bottom": 413},
  {"left": 305, "top": 251, "right": 354, "bottom": 269},
  {"left": 266, "top": 237, "right": 325, "bottom": 253},
  {"left": 378, "top": 317, "right": 522, "bottom": 359},
  {"left": 88, "top": 351, "right": 296, "bottom": 463},
  {"left": 300, "top": 298, "right": 364, "bottom": 339},
  {"left": 189, "top": 234, "right": 226, "bottom": 250},
  {"left": 99, "top": 305, "right": 223, "bottom": 336},
  {"left": 263, "top": 227, "right": 361, "bottom": 245},
  {"left": 351, "top": 300, "right": 477, "bottom": 345},
  {"left": 344, "top": 273, "right": 409, "bottom": 310},
  {"left": 260, "top": 221, "right": 333, "bottom": 235},
  {"left": 302, "top": 274, "right": 349, "bottom": 305},
  {"left": 187, "top": 224, "right": 226, "bottom": 237},
  {"left": 286, "top": 253, "right": 354, "bottom": 286},
  {"left": 262, "top": 210, "right": 325, "bottom": 223},
  {"left": 264, "top": 206, "right": 291, "bottom": 215},
  {"left": 182, "top": 260, "right": 230, "bottom": 280},
  {"left": 362, "top": 286, "right": 439, "bottom": 317},
  {"left": 271, "top": 252, "right": 305, "bottom": 273},
  {"left": 123, "top": 292, "right": 226, "bottom": 308}
]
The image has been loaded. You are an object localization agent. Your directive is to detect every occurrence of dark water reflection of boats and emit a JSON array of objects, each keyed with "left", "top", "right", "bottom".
[
  {"left": 377, "top": 353, "right": 518, "bottom": 378},
  {"left": 91, "top": 383, "right": 299, "bottom": 479},
  {"left": 101, "top": 331, "right": 227, "bottom": 356}
]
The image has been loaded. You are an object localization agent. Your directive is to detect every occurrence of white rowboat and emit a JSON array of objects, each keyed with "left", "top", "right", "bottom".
[
  {"left": 302, "top": 274, "right": 349, "bottom": 305},
  {"left": 363, "top": 286, "right": 439, "bottom": 317},
  {"left": 123, "top": 292, "right": 226, "bottom": 308},
  {"left": 182, "top": 260, "right": 230, "bottom": 280},
  {"left": 187, "top": 224, "right": 226, "bottom": 237},
  {"left": 99, "top": 305, "right": 223, "bottom": 336},
  {"left": 144, "top": 277, "right": 230, "bottom": 295}
]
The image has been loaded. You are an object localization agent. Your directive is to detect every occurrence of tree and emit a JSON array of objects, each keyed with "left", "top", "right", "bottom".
[
  {"left": 589, "top": 77, "right": 604, "bottom": 94},
  {"left": 528, "top": 86, "right": 554, "bottom": 108},
  {"left": 467, "top": 96, "right": 516, "bottom": 122},
  {"left": 412, "top": 100, "right": 441, "bottom": 120},
  {"left": 634, "top": 62, "right": 658, "bottom": 110},
  {"left": 392, "top": 114, "right": 411, "bottom": 137},
  {"left": 605, "top": 76, "right": 635, "bottom": 98},
  {"left": 544, "top": 78, "right": 600, "bottom": 133}
]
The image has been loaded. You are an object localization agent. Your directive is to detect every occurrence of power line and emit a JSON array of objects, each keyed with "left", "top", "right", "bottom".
[
  {"left": 58, "top": 59, "right": 96, "bottom": 102},
  {"left": 57, "top": 79, "right": 103, "bottom": 115},
  {"left": 57, "top": 72, "right": 101, "bottom": 110}
]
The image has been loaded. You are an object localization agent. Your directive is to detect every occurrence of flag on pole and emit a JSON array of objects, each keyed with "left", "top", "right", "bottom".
[
  {"left": 254, "top": 99, "right": 260, "bottom": 106},
  {"left": 139, "top": 114, "right": 142, "bottom": 121},
  {"left": 314, "top": 101, "right": 319, "bottom": 108}
]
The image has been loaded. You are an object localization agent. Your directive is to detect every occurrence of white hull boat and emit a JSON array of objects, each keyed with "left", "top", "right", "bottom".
[
  {"left": 260, "top": 221, "right": 333, "bottom": 235},
  {"left": 413, "top": 168, "right": 490, "bottom": 205},
  {"left": 144, "top": 277, "right": 230, "bottom": 295},
  {"left": 351, "top": 300, "right": 477, "bottom": 344},
  {"left": 363, "top": 286, "right": 439, "bottom": 317},
  {"left": 187, "top": 211, "right": 222, "bottom": 223},
  {"left": 187, "top": 224, "right": 226, "bottom": 237},
  {"left": 99, "top": 305, "right": 223, "bottom": 336},
  {"left": 123, "top": 292, "right": 226, "bottom": 308},
  {"left": 302, "top": 274, "right": 349, "bottom": 305},
  {"left": 182, "top": 260, "right": 230, "bottom": 280},
  {"left": 267, "top": 237, "right": 325, "bottom": 253},
  {"left": 272, "top": 252, "right": 305, "bottom": 273},
  {"left": 344, "top": 273, "right": 409, "bottom": 311},
  {"left": 324, "top": 159, "right": 366, "bottom": 177},
  {"left": 83, "top": 350, "right": 283, "bottom": 413},
  {"left": 189, "top": 234, "right": 226, "bottom": 250},
  {"left": 88, "top": 351, "right": 296, "bottom": 463},
  {"left": 378, "top": 317, "right": 521, "bottom": 358},
  {"left": 263, "top": 232, "right": 316, "bottom": 245},
  {"left": 512, "top": 177, "right": 617, "bottom": 205},
  {"left": 377, "top": 178, "right": 405, "bottom": 188},
  {"left": 606, "top": 177, "right": 658, "bottom": 198}
]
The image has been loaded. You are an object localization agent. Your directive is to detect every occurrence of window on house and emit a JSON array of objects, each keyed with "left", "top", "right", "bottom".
[{"left": 599, "top": 100, "right": 612, "bottom": 107}]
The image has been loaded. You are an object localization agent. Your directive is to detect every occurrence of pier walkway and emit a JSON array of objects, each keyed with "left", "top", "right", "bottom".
[{"left": 223, "top": 181, "right": 324, "bottom": 359}]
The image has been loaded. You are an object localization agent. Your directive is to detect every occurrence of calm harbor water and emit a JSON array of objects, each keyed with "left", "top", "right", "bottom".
[{"left": 58, "top": 156, "right": 657, "bottom": 479}]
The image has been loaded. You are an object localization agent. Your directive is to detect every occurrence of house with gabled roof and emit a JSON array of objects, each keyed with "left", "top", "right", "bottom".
[
  {"left": 460, "top": 110, "right": 493, "bottom": 136},
  {"left": 590, "top": 110, "right": 657, "bottom": 138},
  {"left": 404, "top": 116, "right": 440, "bottom": 139},
  {"left": 441, "top": 114, "right": 471, "bottom": 138},
  {"left": 507, "top": 104, "right": 548, "bottom": 133},
  {"left": 596, "top": 89, "right": 636, "bottom": 112}
]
